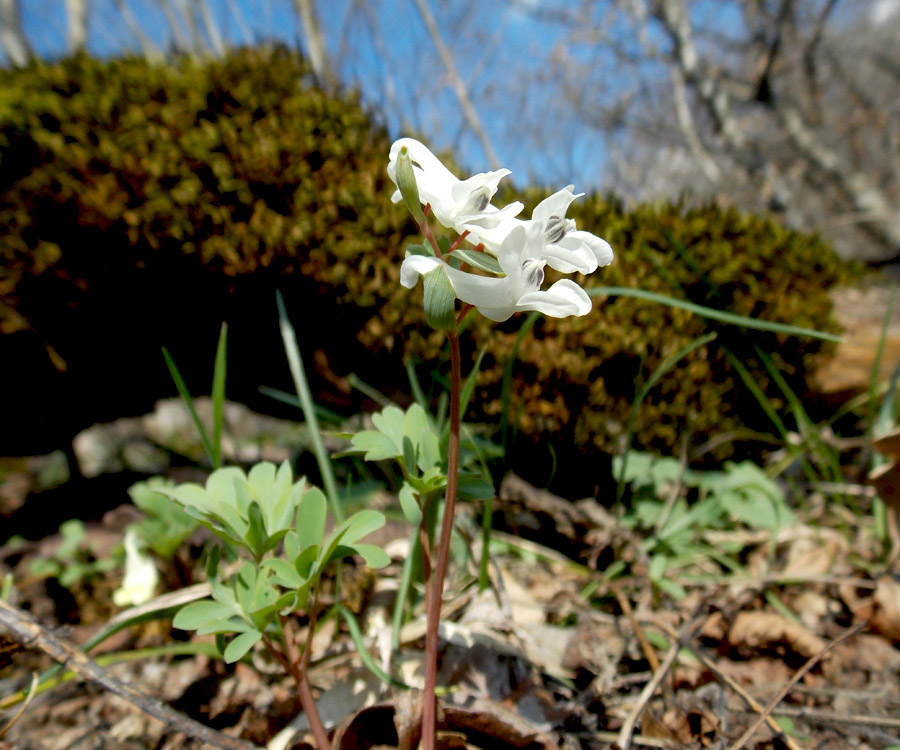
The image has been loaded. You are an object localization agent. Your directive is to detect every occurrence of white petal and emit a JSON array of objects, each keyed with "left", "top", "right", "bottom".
[
  {"left": 400, "top": 254, "right": 442, "bottom": 288},
  {"left": 515, "top": 279, "right": 592, "bottom": 318},
  {"left": 113, "top": 531, "right": 159, "bottom": 607},
  {"left": 531, "top": 185, "right": 581, "bottom": 225},
  {"left": 389, "top": 138, "right": 458, "bottom": 187},
  {"left": 442, "top": 263, "right": 515, "bottom": 309},
  {"left": 566, "top": 230, "right": 614, "bottom": 267},
  {"left": 541, "top": 240, "right": 599, "bottom": 274}
]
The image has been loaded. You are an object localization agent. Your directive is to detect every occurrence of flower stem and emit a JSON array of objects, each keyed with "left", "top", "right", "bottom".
[
  {"left": 421, "top": 329, "right": 462, "bottom": 750},
  {"left": 277, "top": 614, "right": 331, "bottom": 750}
]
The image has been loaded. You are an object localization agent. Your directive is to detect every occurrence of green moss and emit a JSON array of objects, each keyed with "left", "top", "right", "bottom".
[{"left": 0, "top": 51, "right": 856, "bottom": 462}]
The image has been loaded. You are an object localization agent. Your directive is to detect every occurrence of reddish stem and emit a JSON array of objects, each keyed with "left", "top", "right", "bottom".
[
  {"left": 420, "top": 330, "right": 462, "bottom": 750},
  {"left": 278, "top": 614, "right": 331, "bottom": 750},
  {"left": 420, "top": 204, "right": 443, "bottom": 259},
  {"left": 447, "top": 230, "right": 470, "bottom": 253}
]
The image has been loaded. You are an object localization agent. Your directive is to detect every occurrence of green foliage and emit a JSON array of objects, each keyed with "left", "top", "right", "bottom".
[
  {"left": 616, "top": 452, "right": 795, "bottom": 597},
  {"left": 28, "top": 520, "right": 118, "bottom": 588},
  {"left": 0, "top": 50, "right": 855, "bottom": 461},
  {"left": 127, "top": 477, "right": 198, "bottom": 558},
  {"left": 168, "top": 460, "right": 388, "bottom": 663},
  {"left": 338, "top": 403, "right": 493, "bottom": 525}
]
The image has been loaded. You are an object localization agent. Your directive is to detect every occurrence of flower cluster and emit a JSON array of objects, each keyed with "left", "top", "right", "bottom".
[{"left": 388, "top": 138, "right": 613, "bottom": 323}]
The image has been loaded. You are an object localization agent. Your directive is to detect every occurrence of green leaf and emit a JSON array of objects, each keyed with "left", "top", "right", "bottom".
[
  {"left": 294, "top": 545, "right": 318, "bottom": 580},
  {"left": 297, "top": 488, "right": 327, "bottom": 551},
  {"left": 648, "top": 553, "right": 668, "bottom": 582},
  {"left": 244, "top": 501, "right": 268, "bottom": 559},
  {"left": 398, "top": 483, "right": 422, "bottom": 526},
  {"left": 347, "top": 430, "right": 402, "bottom": 461},
  {"left": 457, "top": 474, "right": 494, "bottom": 501},
  {"left": 446, "top": 248, "right": 503, "bottom": 275},
  {"left": 405, "top": 243, "right": 434, "bottom": 258},
  {"left": 223, "top": 630, "right": 263, "bottom": 663},
  {"left": 350, "top": 543, "right": 391, "bottom": 569},
  {"left": 404, "top": 403, "right": 440, "bottom": 472},
  {"left": 342, "top": 510, "right": 387, "bottom": 545},
  {"left": 423, "top": 266, "right": 457, "bottom": 331},
  {"left": 371, "top": 406, "right": 405, "bottom": 452},
  {"left": 402, "top": 435, "right": 417, "bottom": 477},
  {"left": 173, "top": 600, "right": 236, "bottom": 631},
  {"left": 261, "top": 558, "right": 304, "bottom": 589},
  {"left": 196, "top": 616, "right": 253, "bottom": 636}
]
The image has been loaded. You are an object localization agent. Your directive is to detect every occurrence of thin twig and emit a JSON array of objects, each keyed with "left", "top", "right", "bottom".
[
  {"left": 409, "top": 0, "right": 502, "bottom": 169},
  {"left": 725, "top": 622, "right": 866, "bottom": 750},
  {"left": 0, "top": 672, "right": 38, "bottom": 739},
  {"left": 655, "top": 620, "right": 806, "bottom": 750},
  {"left": 609, "top": 580, "right": 660, "bottom": 673},
  {"left": 752, "top": 705, "right": 900, "bottom": 731},
  {"left": 615, "top": 638, "right": 680, "bottom": 750},
  {"left": 0, "top": 599, "right": 261, "bottom": 750}
]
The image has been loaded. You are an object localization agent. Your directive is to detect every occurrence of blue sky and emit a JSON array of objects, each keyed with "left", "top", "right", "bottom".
[{"left": 12, "top": 0, "right": 610, "bottom": 190}]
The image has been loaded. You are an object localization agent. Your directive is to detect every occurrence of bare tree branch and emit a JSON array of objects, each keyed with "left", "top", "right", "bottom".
[
  {"left": 410, "top": 0, "right": 502, "bottom": 170},
  {"left": 292, "top": 0, "right": 337, "bottom": 89},
  {"left": 113, "top": 0, "right": 162, "bottom": 60},
  {"left": 0, "top": 598, "right": 262, "bottom": 750},
  {"left": 196, "top": 0, "right": 227, "bottom": 57},
  {"left": 63, "top": 0, "right": 88, "bottom": 54},
  {"left": 0, "top": 0, "right": 32, "bottom": 67},
  {"left": 776, "top": 100, "right": 900, "bottom": 250}
]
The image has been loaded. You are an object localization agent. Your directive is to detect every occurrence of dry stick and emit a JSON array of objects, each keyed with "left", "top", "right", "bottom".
[
  {"left": 654, "top": 620, "right": 806, "bottom": 750},
  {"left": 0, "top": 598, "right": 262, "bottom": 750},
  {"left": 754, "top": 705, "right": 900, "bottom": 731},
  {"left": 420, "top": 329, "right": 462, "bottom": 750},
  {"left": 725, "top": 622, "right": 866, "bottom": 750},
  {"left": 608, "top": 581, "right": 660, "bottom": 673},
  {"left": 0, "top": 673, "right": 38, "bottom": 739},
  {"left": 616, "top": 639, "right": 681, "bottom": 750}
]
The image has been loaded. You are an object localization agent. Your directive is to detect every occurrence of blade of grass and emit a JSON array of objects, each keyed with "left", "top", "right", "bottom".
[
  {"left": 258, "top": 386, "right": 344, "bottom": 424},
  {"left": 753, "top": 344, "right": 843, "bottom": 485},
  {"left": 405, "top": 358, "right": 429, "bottom": 411},
  {"left": 211, "top": 322, "right": 228, "bottom": 469},
  {"left": 347, "top": 372, "right": 397, "bottom": 409},
  {"left": 723, "top": 348, "right": 819, "bottom": 484},
  {"left": 161, "top": 347, "right": 216, "bottom": 467},
  {"left": 588, "top": 286, "right": 842, "bottom": 342},
  {"left": 616, "top": 332, "right": 718, "bottom": 501},
  {"left": 391, "top": 524, "right": 422, "bottom": 651},
  {"left": 338, "top": 604, "right": 412, "bottom": 690},
  {"left": 500, "top": 312, "right": 540, "bottom": 462},
  {"left": 276, "top": 291, "right": 343, "bottom": 523},
  {"left": 871, "top": 285, "right": 898, "bottom": 438}
]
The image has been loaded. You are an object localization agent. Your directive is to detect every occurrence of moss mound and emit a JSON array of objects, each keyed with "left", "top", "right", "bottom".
[{"left": 0, "top": 50, "right": 853, "bottom": 462}]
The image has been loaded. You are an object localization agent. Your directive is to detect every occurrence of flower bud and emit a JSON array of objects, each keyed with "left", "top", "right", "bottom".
[{"left": 396, "top": 146, "right": 427, "bottom": 227}]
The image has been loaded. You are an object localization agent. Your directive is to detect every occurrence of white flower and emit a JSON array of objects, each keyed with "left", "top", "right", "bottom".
[
  {"left": 113, "top": 530, "right": 159, "bottom": 607},
  {"left": 466, "top": 186, "right": 614, "bottom": 274},
  {"left": 387, "top": 138, "right": 523, "bottom": 231},
  {"left": 400, "top": 222, "right": 591, "bottom": 322}
]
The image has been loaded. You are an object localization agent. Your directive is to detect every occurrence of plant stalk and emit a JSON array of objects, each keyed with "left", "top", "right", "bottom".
[
  {"left": 421, "top": 330, "right": 462, "bottom": 750},
  {"left": 277, "top": 615, "right": 331, "bottom": 750}
]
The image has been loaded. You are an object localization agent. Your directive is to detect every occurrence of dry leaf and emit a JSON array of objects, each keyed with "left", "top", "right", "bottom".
[
  {"left": 728, "top": 611, "right": 826, "bottom": 659},
  {"left": 868, "top": 462, "right": 900, "bottom": 512},
  {"left": 873, "top": 426, "right": 900, "bottom": 460},
  {"left": 870, "top": 575, "right": 900, "bottom": 641}
]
